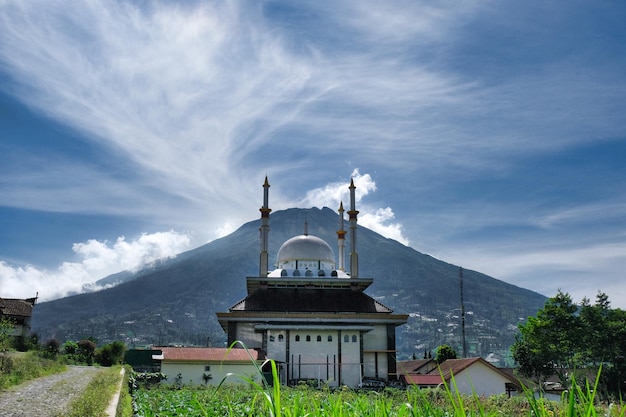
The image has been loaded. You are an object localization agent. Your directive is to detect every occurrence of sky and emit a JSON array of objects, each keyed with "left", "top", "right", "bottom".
[{"left": 1, "top": 1, "right": 625, "bottom": 308}]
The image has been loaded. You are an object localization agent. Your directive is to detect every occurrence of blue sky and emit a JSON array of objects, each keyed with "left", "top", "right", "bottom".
[{"left": 1, "top": 1, "right": 625, "bottom": 307}]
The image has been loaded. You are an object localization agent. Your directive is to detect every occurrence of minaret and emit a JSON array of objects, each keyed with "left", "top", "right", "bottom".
[
  {"left": 336, "top": 202, "right": 346, "bottom": 271},
  {"left": 259, "top": 176, "right": 271, "bottom": 277},
  {"left": 348, "top": 179, "right": 359, "bottom": 278}
]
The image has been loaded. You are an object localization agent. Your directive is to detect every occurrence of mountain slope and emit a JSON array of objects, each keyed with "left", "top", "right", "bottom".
[{"left": 32, "top": 207, "right": 546, "bottom": 363}]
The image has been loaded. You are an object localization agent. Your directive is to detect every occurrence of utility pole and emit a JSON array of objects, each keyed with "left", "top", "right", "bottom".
[{"left": 460, "top": 266, "right": 467, "bottom": 358}]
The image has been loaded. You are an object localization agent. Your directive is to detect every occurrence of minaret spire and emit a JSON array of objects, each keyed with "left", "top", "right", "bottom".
[
  {"left": 336, "top": 201, "right": 346, "bottom": 271},
  {"left": 348, "top": 179, "right": 359, "bottom": 278},
  {"left": 259, "top": 176, "right": 271, "bottom": 277}
]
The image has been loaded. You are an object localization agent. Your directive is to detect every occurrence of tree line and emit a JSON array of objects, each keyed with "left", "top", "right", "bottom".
[{"left": 512, "top": 290, "right": 626, "bottom": 399}]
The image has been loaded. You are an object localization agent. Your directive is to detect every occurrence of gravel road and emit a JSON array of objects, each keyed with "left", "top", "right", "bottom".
[{"left": 0, "top": 365, "right": 104, "bottom": 417}]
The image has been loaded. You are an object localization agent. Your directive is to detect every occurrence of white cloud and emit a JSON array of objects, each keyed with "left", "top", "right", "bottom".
[
  {"left": 300, "top": 169, "right": 409, "bottom": 245},
  {"left": 359, "top": 207, "right": 409, "bottom": 246},
  {"left": 0, "top": 231, "right": 191, "bottom": 301}
]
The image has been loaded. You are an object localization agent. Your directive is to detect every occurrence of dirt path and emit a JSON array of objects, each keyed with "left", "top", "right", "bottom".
[{"left": 0, "top": 365, "right": 104, "bottom": 417}]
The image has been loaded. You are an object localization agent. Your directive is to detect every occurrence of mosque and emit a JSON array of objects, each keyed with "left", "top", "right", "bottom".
[{"left": 216, "top": 177, "right": 408, "bottom": 387}]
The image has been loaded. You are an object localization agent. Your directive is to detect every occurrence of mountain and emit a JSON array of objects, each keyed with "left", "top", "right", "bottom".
[{"left": 31, "top": 207, "right": 546, "bottom": 365}]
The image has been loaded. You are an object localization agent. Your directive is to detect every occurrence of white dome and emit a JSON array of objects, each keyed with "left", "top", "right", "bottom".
[{"left": 276, "top": 234, "right": 335, "bottom": 264}]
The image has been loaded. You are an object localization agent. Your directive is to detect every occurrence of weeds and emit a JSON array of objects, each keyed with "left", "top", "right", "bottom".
[
  {"left": 131, "top": 341, "right": 623, "bottom": 416},
  {"left": 0, "top": 351, "right": 66, "bottom": 389},
  {"left": 63, "top": 365, "right": 124, "bottom": 417}
]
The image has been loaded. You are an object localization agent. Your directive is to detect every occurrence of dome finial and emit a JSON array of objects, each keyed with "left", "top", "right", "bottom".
[{"left": 304, "top": 221, "right": 308, "bottom": 236}]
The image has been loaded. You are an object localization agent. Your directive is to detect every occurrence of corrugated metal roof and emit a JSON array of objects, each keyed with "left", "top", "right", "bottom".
[{"left": 157, "top": 347, "right": 262, "bottom": 362}]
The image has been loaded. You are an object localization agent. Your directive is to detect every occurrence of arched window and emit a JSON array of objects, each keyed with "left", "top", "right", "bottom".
[
  {"left": 331, "top": 270, "right": 338, "bottom": 277},
  {"left": 305, "top": 269, "right": 313, "bottom": 277},
  {"left": 318, "top": 269, "right": 325, "bottom": 277},
  {"left": 316, "top": 335, "right": 322, "bottom": 342},
  {"left": 293, "top": 269, "right": 301, "bottom": 276},
  {"left": 278, "top": 334, "right": 284, "bottom": 342},
  {"left": 295, "top": 335, "right": 300, "bottom": 342},
  {"left": 327, "top": 335, "right": 333, "bottom": 342},
  {"left": 352, "top": 335, "right": 357, "bottom": 343},
  {"left": 306, "top": 335, "right": 311, "bottom": 342},
  {"left": 344, "top": 335, "right": 349, "bottom": 343},
  {"left": 280, "top": 269, "right": 288, "bottom": 277}
]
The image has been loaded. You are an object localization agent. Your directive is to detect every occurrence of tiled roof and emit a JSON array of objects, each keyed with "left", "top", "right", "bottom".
[
  {"left": 396, "top": 359, "right": 435, "bottom": 373},
  {"left": 0, "top": 297, "right": 36, "bottom": 317},
  {"left": 158, "top": 347, "right": 263, "bottom": 362},
  {"left": 230, "top": 288, "right": 392, "bottom": 313},
  {"left": 402, "top": 357, "right": 521, "bottom": 388},
  {"left": 401, "top": 374, "right": 443, "bottom": 386},
  {"left": 436, "top": 357, "right": 482, "bottom": 379}
]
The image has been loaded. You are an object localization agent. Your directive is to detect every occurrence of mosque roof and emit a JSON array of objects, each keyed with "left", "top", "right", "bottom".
[
  {"left": 230, "top": 288, "right": 392, "bottom": 313},
  {"left": 276, "top": 234, "right": 335, "bottom": 264}
]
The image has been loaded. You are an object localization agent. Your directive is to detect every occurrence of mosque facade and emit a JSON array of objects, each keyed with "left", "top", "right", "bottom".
[{"left": 216, "top": 178, "right": 408, "bottom": 387}]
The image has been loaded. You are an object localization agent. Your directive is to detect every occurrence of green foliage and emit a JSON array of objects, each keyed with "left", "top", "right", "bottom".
[
  {"left": 434, "top": 344, "right": 457, "bottom": 364},
  {"left": 0, "top": 351, "right": 66, "bottom": 389},
  {"left": 78, "top": 338, "right": 96, "bottom": 365},
  {"left": 131, "top": 376, "right": 623, "bottom": 417},
  {"left": 0, "top": 316, "right": 14, "bottom": 352},
  {"left": 116, "top": 367, "right": 135, "bottom": 417},
  {"left": 64, "top": 365, "right": 124, "bottom": 417},
  {"left": 129, "top": 371, "right": 168, "bottom": 392},
  {"left": 41, "top": 338, "right": 61, "bottom": 359},
  {"left": 95, "top": 340, "right": 126, "bottom": 366},
  {"left": 512, "top": 290, "right": 626, "bottom": 399},
  {"left": 63, "top": 340, "right": 78, "bottom": 355}
]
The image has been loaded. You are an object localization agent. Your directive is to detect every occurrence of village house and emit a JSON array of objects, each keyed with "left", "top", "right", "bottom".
[
  {"left": 152, "top": 347, "right": 265, "bottom": 386},
  {"left": 398, "top": 357, "right": 521, "bottom": 397},
  {"left": 0, "top": 295, "right": 37, "bottom": 338}
]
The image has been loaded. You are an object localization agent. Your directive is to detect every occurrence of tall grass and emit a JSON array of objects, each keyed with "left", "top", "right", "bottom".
[
  {"left": 63, "top": 365, "right": 124, "bottom": 417},
  {"left": 131, "top": 342, "right": 625, "bottom": 417},
  {"left": 0, "top": 351, "right": 66, "bottom": 389}
]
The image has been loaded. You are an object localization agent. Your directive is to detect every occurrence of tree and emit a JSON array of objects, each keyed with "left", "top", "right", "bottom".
[
  {"left": 42, "top": 338, "right": 61, "bottom": 359},
  {"left": 434, "top": 344, "right": 457, "bottom": 364},
  {"left": 78, "top": 339, "right": 96, "bottom": 365},
  {"left": 95, "top": 341, "right": 126, "bottom": 366},
  {"left": 512, "top": 290, "right": 582, "bottom": 387},
  {"left": 512, "top": 290, "right": 626, "bottom": 399}
]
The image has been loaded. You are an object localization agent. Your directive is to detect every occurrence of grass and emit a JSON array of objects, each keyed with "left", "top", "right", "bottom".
[
  {"left": 62, "top": 365, "right": 125, "bottom": 417},
  {"left": 129, "top": 341, "right": 626, "bottom": 416},
  {"left": 130, "top": 360, "right": 626, "bottom": 417},
  {"left": 0, "top": 351, "right": 66, "bottom": 389}
]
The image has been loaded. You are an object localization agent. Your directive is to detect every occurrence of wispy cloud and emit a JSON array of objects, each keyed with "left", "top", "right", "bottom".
[{"left": 0, "top": 0, "right": 625, "bottom": 308}]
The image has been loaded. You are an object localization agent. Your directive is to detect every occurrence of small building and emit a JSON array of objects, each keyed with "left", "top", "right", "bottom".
[
  {"left": 0, "top": 296, "right": 37, "bottom": 338},
  {"left": 399, "top": 357, "right": 521, "bottom": 397},
  {"left": 152, "top": 347, "right": 265, "bottom": 386}
]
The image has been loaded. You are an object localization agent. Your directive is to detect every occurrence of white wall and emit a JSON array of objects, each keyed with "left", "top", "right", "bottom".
[
  {"left": 288, "top": 330, "right": 340, "bottom": 384},
  {"left": 452, "top": 362, "right": 510, "bottom": 396},
  {"left": 160, "top": 361, "right": 261, "bottom": 386},
  {"left": 362, "top": 325, "right": 390, "bottom": 380}
]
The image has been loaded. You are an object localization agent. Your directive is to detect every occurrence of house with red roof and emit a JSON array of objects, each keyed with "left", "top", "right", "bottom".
[
  {"left": 152, "top": 347, "right": 266, "bottom": 386},
  {"left": 398, "top": 357, "right": 521, "bottom": 397}
]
